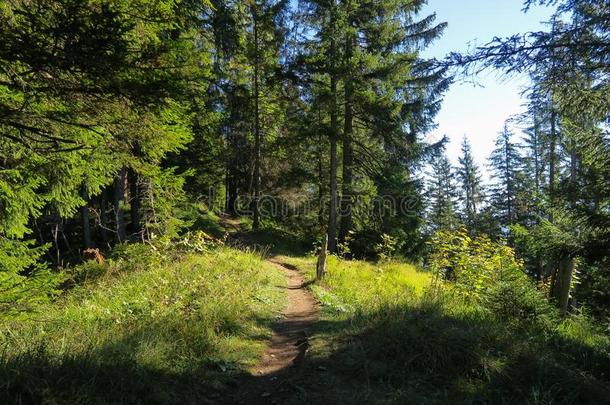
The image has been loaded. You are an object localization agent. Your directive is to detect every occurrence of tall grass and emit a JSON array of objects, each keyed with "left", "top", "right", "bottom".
[
  {"left": 283, "top": 254, "right": 610, "bottom": 404},
  {"left": 280, "top": 255, "right": 429, "bottom": 315},
  {"left": 0, "top": 244, "right": 286, "bottom": 404}
]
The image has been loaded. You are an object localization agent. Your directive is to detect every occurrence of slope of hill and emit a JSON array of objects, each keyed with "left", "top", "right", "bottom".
[{"left": 0, "top": 243, "right": 286, "bottom": 404}]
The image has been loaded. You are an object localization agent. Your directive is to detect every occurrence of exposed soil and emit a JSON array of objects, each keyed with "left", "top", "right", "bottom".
[{"left": 228, "top": 259, "right": 319, "bottom": 404}]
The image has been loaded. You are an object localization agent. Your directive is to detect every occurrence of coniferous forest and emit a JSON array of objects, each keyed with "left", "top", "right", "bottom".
[{"left": 1, "top": 0, "right": 609, "bottom": 404}]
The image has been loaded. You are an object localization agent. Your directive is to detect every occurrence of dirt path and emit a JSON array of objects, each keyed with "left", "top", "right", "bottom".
[{"left": 230, "top": 259, "right": 318, "bottom": 404}]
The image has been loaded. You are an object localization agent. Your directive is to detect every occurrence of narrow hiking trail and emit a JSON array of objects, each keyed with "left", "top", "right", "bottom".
[{"left": 231, "top": 259, "right": 319, "bottom": 404}]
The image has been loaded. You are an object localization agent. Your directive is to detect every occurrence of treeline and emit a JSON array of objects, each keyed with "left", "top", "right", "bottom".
[{"left": 428, "top": 0, "right": 610, "bottom": 318}]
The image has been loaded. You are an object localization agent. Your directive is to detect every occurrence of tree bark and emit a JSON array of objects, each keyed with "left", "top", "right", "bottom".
[
  {"left": 547, "top": 262, "right": 557, "bottom": 297},
  {"left": 252, "top": 4, "right": 262, "bottom": 230},
  {"left": 226, "top": 136, "right": 239, "bottom": 216},
  {"left": 129, "top": 168, "right": 141, "bottom": 238},
  {"left": 549, "top": 109, "right": 557, "bottom": 204},
  {"left": 327, "top": 2, "right": 339, "bottom": 253},
  {"left": 81, "top": 185, "right": 92, "bottom": 249},
  {"left": 114, "top": 168, "right": 127, "bottom": 243},
  {"left": 316, "top": 234, "right": 328, "bottom": 280},
  {"left": 338, "top": 30, "right": 355, "bottom": 248},
  {"left": 504, "top": 125, "right": 513, "bottom": 225},
  {"left": 555, "top": 257, "right": 574, "bottom": 315},
  {"left": 100, "top": 187, "right": 109, "bottom": 244},
  {"left": 318, "top": 128, "right": 327, "bottom": 227}
]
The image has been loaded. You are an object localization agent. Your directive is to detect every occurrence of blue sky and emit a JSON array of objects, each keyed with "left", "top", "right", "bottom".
[{"left": 420, "top": 0, "right": 554, "bottom": 179}]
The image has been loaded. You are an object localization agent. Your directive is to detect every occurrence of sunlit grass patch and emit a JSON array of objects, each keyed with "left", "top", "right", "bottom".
[
  {"left": 0, "top": 245, "right": 286, "bottom": 404},
  {"left": 281, "top": 254, "right": 610, "bottom": 404},
  {"left": 279, "top": 254, "right": 431, "bottom": 315}
]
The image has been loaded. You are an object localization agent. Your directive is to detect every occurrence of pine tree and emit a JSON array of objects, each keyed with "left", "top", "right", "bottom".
[
  {"left": 333, "top": 0, "right": 449, "bottom": 247},
  {"left": 426, "top": 151, "right": 459, "bottom": 233},
  {"left": 488, "top": 122, "right": 523, "bottom": 231},
  {"left": 457, "top": 137, "right": 484, "bottom": 231}
]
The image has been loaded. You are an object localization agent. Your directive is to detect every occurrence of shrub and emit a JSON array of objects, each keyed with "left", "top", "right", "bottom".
[
  {"left": 343, "top": 229, "right": 404, "bottom": 261},
  {"left": 0, "top": 238, "right": 63, "bottom": 319},
  {"left": 429, "top": 228, "right": 555, "bottom": 325}
]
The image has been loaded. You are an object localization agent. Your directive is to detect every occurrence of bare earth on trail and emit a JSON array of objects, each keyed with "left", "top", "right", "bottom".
[{"left": 229, "top": 259, "right": 319, "bottom": 404}]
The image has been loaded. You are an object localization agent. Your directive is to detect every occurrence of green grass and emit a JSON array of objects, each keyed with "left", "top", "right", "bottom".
[
  {"left": 279, "top": 255, "right": 610, "bottom": 404},
  {"left": 4, "top": 214, "right": 609, "bottom": 405},
  {"left": 0, "top": 244, "right": 286, "bottom": 404},
  {"left": 280, "top": 255, "right": 430, "bottom": 314}
]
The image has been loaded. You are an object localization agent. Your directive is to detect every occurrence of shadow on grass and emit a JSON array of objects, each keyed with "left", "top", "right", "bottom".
[
  {"left": 6, "top": 302, "right": 608, "bottom": 404},
  {"left": 0, "top": 310, "right": 278, "bottom": 405},
  {"left": 224, "top": 302, "right": 610, "bottom": 404},
  {"left": 1, "top": 341, "right": 227, "bottom": 404},
  {"left": 309, "top": 304, "right": 610, "bottom": 404}
]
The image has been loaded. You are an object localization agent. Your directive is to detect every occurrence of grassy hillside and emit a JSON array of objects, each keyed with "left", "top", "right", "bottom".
[
  {"left": 3, "top": 219, "right": 609, "bottom": 404},
  {"left": 0, "top": 243, "right": 286, "bottom": 404},
  {"left": 280, "top": 255, "right": 610, "bottom": 404}
]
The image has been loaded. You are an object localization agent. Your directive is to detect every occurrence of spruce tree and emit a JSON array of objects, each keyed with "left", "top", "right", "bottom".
[
  {"left": 426, "top": 151, "right": 459, "bottom": 233},
  {"left": 333, "top": 0, "right": 449, "bottom": 247},
  {"left": 488, "top": 122, "right": 523, "bottom": 231},
  {"left": 295, "top": 0, "right": 344, "bottom": 252},
  {"left": 457, "top": 137, "right": 484, "bottom": 231}
]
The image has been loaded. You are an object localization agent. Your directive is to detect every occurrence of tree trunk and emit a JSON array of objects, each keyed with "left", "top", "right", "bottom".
[
  {"left": 318, "top": 129, "right": 327, "bottom": 227},
  {"left": 81, "top": 185, "right": 92, "bottom": 249},
  {"left": 129, "top": 168, "right": 141, "bottom": 238},
  {"left": 329, "top": 132, "right": 338, "bottom": 253},
  {"left": 535, "top": 256, "right": 543, "bottom": 282},
  {"left": 339, "top": 32, "right": 354, "bottom": 247},
  {"left": 504, "top": 125, "right": 513, "bottom": 225},
  {"left": 114, "top": 168, "right": 127, "bottom": 243},
  {"left": 252, "top": 5, "right": 262, "bottom": 230},
  {"left": 226, "top": 140, "right": 239, "bottom": 216},
  {"left": 100, "top": 187, "right": 109, "bottom": 244},
  {"left": 533, "top": 116, "right": 541, "bottom": 194},
  {"left": 327, "top": 4, "right": 339, "bottom": 253},
  {"left": 316, "top": 234, "right": 328, "bottom": 280},
  {"left": 549, "top": 109, "right": 557, "bottom": 203},
  {"left": 554, "top": 257, "right": 574, "bottom": 315}
]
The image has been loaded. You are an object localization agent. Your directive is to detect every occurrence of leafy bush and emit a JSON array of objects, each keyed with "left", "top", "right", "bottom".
[{"left": 429, "top": 228, "right": 554, "bottom": 325}]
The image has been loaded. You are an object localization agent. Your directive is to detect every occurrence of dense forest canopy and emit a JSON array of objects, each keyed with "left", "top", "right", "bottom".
[{"left": 1, "top": 0, "right": 608, "bottom": 319}]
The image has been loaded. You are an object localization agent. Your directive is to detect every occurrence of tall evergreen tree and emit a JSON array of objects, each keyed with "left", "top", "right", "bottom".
[
  {"left": 426, "top": 151, "right": 459, "bottom": 233},
  {"left": 332, "top": 0, "right": 450, "bottom": 248},
  {"left": 457, "top": 137, "right": 484, "bottom": 231},
  {"left": 292, "top": 0, "right": 343, "bottom": 251},
  {"left": 488, "top": 122, "right": 523, "bottom": 231}
]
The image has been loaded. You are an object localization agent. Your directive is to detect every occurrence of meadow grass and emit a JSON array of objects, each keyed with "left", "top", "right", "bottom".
[
  {"left": 0, "top": 244, "right": 286, "bottom": 404},
  {"left": 279, "top": 254, "right": 610, "bottom": 404},
  {"left": 279, "top": 255, "right": 430, "bottom": 314}
]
